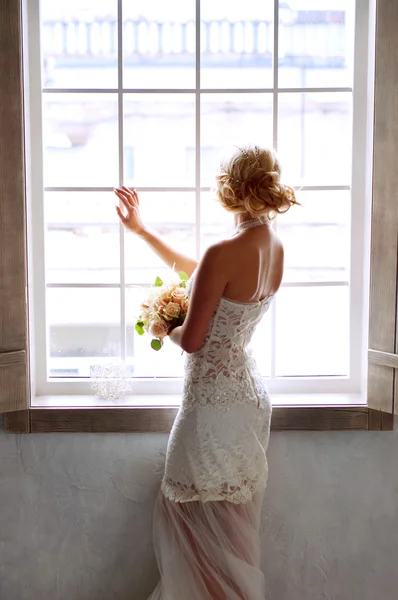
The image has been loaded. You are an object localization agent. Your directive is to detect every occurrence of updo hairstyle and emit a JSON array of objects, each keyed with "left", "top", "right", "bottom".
[{"left": 216, "top": 145, "right": 298, "bottom": 219}]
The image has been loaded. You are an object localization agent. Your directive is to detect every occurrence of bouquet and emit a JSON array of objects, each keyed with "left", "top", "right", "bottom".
[{"left": 135, "top": 271, "right": 189, "bottom": 350}]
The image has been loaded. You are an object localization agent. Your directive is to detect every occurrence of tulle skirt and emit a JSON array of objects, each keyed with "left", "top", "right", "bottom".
[{"left": 148, "top": 489, "right": 265, "bottom": 600}]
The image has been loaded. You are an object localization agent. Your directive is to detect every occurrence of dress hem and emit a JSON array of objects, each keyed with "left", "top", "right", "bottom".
[{"left": 160, "top": 477, "right": 268, "bottom": 505}]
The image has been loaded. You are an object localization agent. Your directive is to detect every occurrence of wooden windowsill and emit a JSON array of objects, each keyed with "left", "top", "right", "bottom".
[
  {"left": 3, "top": 395, "right": 394, "bottom": 433},
  {"left": 30, "top": 392, "right": 367, "bottom": 408}
]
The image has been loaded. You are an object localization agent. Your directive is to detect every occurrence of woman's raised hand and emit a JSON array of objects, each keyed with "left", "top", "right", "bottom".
[
  {"left": 114, "top": 186, "right": 146, "bottom": 236},
  {"left": 114, "top": 185, "right": 198, "bottom": 275}
]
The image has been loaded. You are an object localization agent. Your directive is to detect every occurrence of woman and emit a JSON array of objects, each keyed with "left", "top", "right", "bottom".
[{"left": 115, "top": 145, "right": 297, "bottom": 599}]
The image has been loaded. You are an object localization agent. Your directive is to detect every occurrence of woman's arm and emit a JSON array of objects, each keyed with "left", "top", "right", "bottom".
[
  {"left": 169, "top": 242, "right": 228, "bottom": 353},
  {"left": 114, "top": 186, "right": 198, "bottom": 277},
  {"left": 137, "top": 229, "right": 198, "bottom": 277}
]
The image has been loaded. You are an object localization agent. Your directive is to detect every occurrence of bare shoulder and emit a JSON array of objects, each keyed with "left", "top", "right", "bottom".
[
  {"left": 201, "top": 238, "right": 232, "bottom": 263},
  {"left": 196, "top": 239, "right": 233, "bottom": 280}
]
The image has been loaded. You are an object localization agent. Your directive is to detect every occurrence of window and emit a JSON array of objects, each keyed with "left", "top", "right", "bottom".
[
  {"left": 24, "top": 0, "right": 368, "bottom": 402},
  {"left": 3, "top": 0, "right": 397, "bottom": 433}
]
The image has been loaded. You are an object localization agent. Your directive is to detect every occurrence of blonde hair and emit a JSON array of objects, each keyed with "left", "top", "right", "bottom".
[{"left": 216, "top": 145, "right": 298, "bottom": 219}]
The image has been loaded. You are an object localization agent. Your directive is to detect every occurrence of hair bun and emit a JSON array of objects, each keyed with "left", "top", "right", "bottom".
[{"left": 216, "top": 145, "right": 298, "bottom": 219}]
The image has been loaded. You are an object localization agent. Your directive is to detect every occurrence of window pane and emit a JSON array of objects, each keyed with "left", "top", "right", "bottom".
[
  {"left": 201, "top": 94, "right": 273, "bottom": 186},
  {"left": 126, "top": 288, "right": 185, "bottom": 377},
  {"left": 47, "top": 288, "right": 121, "bottom": 378},
  {"left": 278, "top": 190, "right": 350, "bottom": 283},
  {"left": 41, "top": 0, "right": 118, "bottom": 89},
  {"left": 278, "top": 1, "right": 355, "bottom": 89},
  {"left": 43, "top": 94, "right": 119, "bottom": 186},
  {"left": 275, "top": 286, "right": 349, "bottom": 377},
  {"left": 124, "top": 192, "right": 196, "bottom": 285},
  {"left": 278, "top": 92, "right": 352, "bottom": 185},
  {"left": 201, "top": 1, "right": 273, "bottom": 89},
  {"left": 124, "top": 94, "right": 195, "bottom": 186},
  {"left": 44, "top": 192, "right": 119, "bottom": 284},
  {"left": 123, "top": 0, "right": 195, "bottom": 89}
]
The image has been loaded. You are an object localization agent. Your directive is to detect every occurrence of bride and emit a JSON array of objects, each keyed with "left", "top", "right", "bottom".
[{"left": 115, "top": 145, "right": 297, "bottom": 599}]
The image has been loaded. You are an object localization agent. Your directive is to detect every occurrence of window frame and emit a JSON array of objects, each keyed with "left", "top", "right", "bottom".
[
  {"left": 28, "top": 0, "right": 368, "bottom": 400},
  {"left": 3, "top": 0, "right": 396, "bottom": 434}
]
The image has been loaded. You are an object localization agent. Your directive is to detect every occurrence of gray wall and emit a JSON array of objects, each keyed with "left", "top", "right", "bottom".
[{"left": 1, "top": 419, "right": 397, "bottom": 600}]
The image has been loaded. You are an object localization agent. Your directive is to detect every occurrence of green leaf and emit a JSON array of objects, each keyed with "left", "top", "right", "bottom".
[
  {"left": 154, "top": 276, "right": 164, "bottom": 287},
  {"left": 178, "top": 271, "right": 188, "bottom": 281},
  {"left": 179, "top": 281, "right": 187, "bottom": 289},
  {"left": 151, "top": 339, "right": 163, "bottom": 351},
  {"left": 135, "top": 323, "right": 145, "bottom": 336},
  {"left": 136, "top": 320, "right": 144, "bottom": 327}
]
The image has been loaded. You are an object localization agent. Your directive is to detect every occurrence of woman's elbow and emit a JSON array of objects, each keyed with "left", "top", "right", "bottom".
[{"left": 181, "top": 334, "right": 203, "bottom": 354}]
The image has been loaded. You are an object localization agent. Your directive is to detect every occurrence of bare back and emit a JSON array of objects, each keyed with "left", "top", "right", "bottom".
[{"left": 222, "top": 221, "right": 284, "bottom": 303}]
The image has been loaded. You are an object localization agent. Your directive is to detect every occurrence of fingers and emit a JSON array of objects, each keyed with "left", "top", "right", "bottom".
[
  {"left": 122, "top": 185, "right": 139, "bottom": 205},
  {"left": 114, "top": 188, "right": 132, "bottom": 210},
  {"left": 114, "top": 187, "right": 130, "bottom": 201},
  {"left": 114, "top": 186, "right": 139, "bottom": 207}
]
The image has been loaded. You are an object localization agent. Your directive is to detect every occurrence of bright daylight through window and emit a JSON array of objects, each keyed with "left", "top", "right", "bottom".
[{"left": 29, "top": 0, "right": 364, "bottom": 400}]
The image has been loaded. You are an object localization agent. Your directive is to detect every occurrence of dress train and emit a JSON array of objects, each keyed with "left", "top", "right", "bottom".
[{"left": 148, "top": 490, "right": 265, "bottom": 600}]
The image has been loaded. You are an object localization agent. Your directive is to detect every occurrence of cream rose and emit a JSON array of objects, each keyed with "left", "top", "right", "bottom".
[
  {"left": 158, "top": 289, "right": 173, "bottom": 304},
  {"left": 149, "top": 317, "right": 169, "bottom": 339},
  {"left": 171, "top": 287, "right": 187, "bottom": 305},
  {"left": 156, "top": 299, "right": 168, "bottom": 311},
  {"left": 163, "top": 302, "right": 181, "bottom": 319}
]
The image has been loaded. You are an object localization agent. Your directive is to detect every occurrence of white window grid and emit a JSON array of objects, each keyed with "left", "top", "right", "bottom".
[{"left": 24, "top": 0, "right": 373, "bottom": 398}]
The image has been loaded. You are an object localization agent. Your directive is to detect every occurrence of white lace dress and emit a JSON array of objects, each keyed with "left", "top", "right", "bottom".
[
  {"left": 148, "top": 219, "right": 273, "bottom": 600},
  {"left": 161, "top": 274, "right": 272, "bottom": 505}
]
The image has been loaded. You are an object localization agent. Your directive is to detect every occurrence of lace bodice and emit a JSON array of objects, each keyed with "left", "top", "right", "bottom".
[
  {"left": 183, "top": 272, "right": 272, "bottom": 413},
  {"left": 161, "top": 218, "right": 273, "bottom": 504}
]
